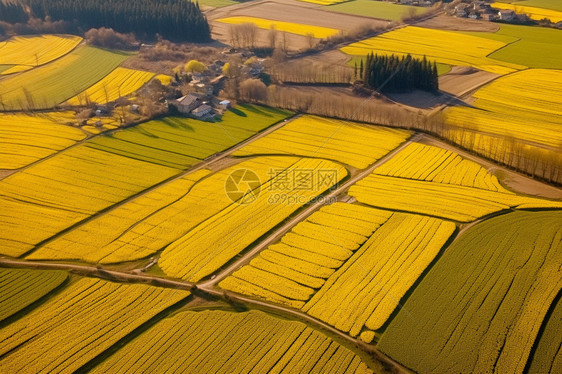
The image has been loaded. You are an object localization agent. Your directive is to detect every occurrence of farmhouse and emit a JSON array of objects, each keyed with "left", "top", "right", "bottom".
[
  {"left": 498, "top": 9, "right": 516, "bottom": 21},
  {"left": 173, "top": 94, "right": 202, "bottom": 114},
  {"left": 192, "top": 104, "right": 213, "bottom": 118}
]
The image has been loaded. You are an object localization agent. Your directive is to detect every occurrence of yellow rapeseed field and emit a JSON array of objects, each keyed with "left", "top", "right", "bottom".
[
  {"left": 374, "top": 143, "right": 507, "bottom": 191},
  {"left": 350, "top": 175, "right": 562, "bottom": 222},
  {"left": 94, "top": 310, "right": 374, "bottom": 374},
  {"left": 0, "top": 112, "right": 86, "bottom": 169},
  {"left": 67, "top": 67, "right": 155, "bottom": 105},
  {"left": 0, "top": 145, "right": 178, "bottom": 257},
  {"left": 0, "top": 34, "right": 82, "bottom": 66},
  {"left": 219, "top": 203, "right": 392, "bottom": 308},
  {"left": 234, "top": 115, "right": 411, "bottom": 169},
  {"left": 160, "top": 157, "right": 347, "bottom": 282},
  {"left": 216, "top": 16, "right": 340, "bottom": 38},
  {"left": 0, "top": 268, "right": 67, "bottom": 322},
  {"left": 303, "top": 213, "right": 455, "bottom": 335},
  {"left": 0, "top": 65, "right": 34, "bottom": 75},
  {"left": 28, "top": 169, "right": 212, "bottom": 263},
  {"left": 341, "top": 26, "right": 526, "bottom": 74},
  {"left": 446, "top": 69, "right": 562, "bottom": 149},
  {"left": 0, "top": 278, "right": 189, "bottom": 373},
  {"left": 493, "top": 2, "right": 562, "bottom": 22}
]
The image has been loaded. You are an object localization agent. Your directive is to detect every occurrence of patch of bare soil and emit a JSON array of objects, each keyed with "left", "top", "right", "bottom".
[
  {"left": 386, "top": 90, "right": 463, "bottom": 109},
  {"left": 0, "top": 169, "right": 16, "bottom": 180},
  {"left": 211, "top": 22, "right": 312, "bottom": 51},
  {"left": 417, "top": 14, "right": 500, "bottom": 32},
  {"left": 292, "top": 49, "right": 351, "bottom": 66},
  {"left": 439, "top": 66, "right": 500, "bottom": 98}
]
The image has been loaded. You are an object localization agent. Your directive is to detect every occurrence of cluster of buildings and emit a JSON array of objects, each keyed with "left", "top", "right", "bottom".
[
  {"left": 170, "top": 93, "right": 230, "bottom": 119},
  {"left": 452, "top": 1, "right": 528, "bottom": 22}
]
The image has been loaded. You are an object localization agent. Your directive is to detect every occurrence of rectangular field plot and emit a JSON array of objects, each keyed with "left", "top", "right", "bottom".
[
  {"left": 493, "top": 2, "right": 562, "bottom": 22},
  {"left": 378, "top": 210, "right": 562, "bottom": 374},
  {"left": 93, "top": 309, "right": 376, "bottom": 374},
  {"left": 216, "top": 16, "right": 340, "bottom": 38},
  {"left": 0, "top": 146, "right": 178, "bottom": 257},
  {"left": 0, "top": 46, "right": 129, "bottom": 110},
  {"left": 220, "top": 203, "right": 455, "bottom": 339},
  {"left": 326, "top": 0, "right": 428, "bottom": 21},
  {"left": 0, "top": 277, "right": 190, "bottom": 373},
  {"left": 0, "top": 268, "right": 67, "bottom": 322},
  {"left": 233, "top": 115, "right": 411, "bottom": 169},
  {"left": 350, "top": 142, "right": 562, "bottom": 222},
  {"left": 446, "top": 69, "right": 562, "bottom": 149},
  {"left": 159, "top": 157, "right": 347, "bottom": 282},
  {"left": 87, "top": 104, "right": 292, "bottom": 169},
  {"left": 341, "top": 26, "right": 526, "bottom": 75},
  {"left": 66, "top": 67, "right": 155, "bottom": 105},
  {"left": 0, "top": 112, "right": 86, "bottom": 169},
  {"left": 0, "top": 34, "right": 82, "bottom": 67},
  {"left": 528, "top": 296, "right": 562, "bottom": 374}
]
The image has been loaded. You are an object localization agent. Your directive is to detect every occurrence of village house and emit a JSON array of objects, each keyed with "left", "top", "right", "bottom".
[
  {"left": 191, "top": 104, "right": 213, "bottom": 118},
  {"left": 172, "top": 93, "right": 202, "bottom": 114},
  {"left": 498, "top": 9, "right": 516, "bottom": 21}
]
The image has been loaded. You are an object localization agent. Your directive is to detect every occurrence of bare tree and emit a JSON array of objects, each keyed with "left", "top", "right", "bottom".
[
  {"left": 305, "top": 32, "right": 316, "bottom": 50},
  {"left": 268, "top": 24, "right": 278, "bottom": 49}
]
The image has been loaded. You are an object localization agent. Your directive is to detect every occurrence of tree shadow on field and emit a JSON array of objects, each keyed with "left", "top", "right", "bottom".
[{"left": 228, "top": 108, "right": 247, "bottom": 117}]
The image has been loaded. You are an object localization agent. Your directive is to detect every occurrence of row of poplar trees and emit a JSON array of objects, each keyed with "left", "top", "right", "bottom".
[
  {"left": 357, "top": 53, "right": 439, "bottom": 92},
  {"left": 1, "top": 0, "right": 210, "bottom": 42}
]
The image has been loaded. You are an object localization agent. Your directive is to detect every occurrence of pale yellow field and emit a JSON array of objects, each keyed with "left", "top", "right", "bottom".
[
  {"left": 234, "top": 115, "right": 411, "bottom": 169},
  {"left": 446, "top": 69, "right": 562, "bottom": 148},
  {"left": 67, "top": 67, "right": 155, "bottom": 105},
  {"left": 341, "top": 26, "right": 526, "bottom": 74},
  {"left": 493, "top": 2, "right": 562, "bottom": 22},
  {"left": 216, "top": 16, "right": 340, "bottom": 38},
  {"left": 0, "top": 34, "right": 82, "bottom": 66},
  {"left": 0, "top": 112, "right": 86, "bottom": 169}
]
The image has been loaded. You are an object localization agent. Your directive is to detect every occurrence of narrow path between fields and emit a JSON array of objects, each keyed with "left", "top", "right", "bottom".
[{"left": 198, "top": 133, "right": 423, "bottom": 289}]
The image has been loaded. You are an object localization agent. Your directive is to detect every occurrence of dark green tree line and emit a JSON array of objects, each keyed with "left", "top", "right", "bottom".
[
  {"left": 362, "top": 53, "right": 438, "bottom": 93},
  {"left": 0, "top": 0, "right": 210, "bottom": 42}
]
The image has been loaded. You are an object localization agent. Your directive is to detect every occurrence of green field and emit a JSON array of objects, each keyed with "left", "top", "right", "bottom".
[
  {"left": 0, "top": 268, "right": 67, "bottom": 322},
  {"left": 0, "top": 46, "right": 129, "bottom": 110},
  {"left": 378, "top": 210, "right": 562, "bottom": 374},
  {"left": 496, "top": 0, "right": 562, "bottom": 11},
  {"left": 528, "top": 296, "right": 562, "bottom": 374},
  {"left": 196, "top": 0, "right": 238, "bottom": 7},
  {"left": 0, "top": 65, "right": 15, "bottom": 74},
  {"left": 327, "top": 0, "right": 428, "bottom": 21},
  {"left": 462, "top": 24, "right": 562, "bottom": 69},
  {"left": 87, "top": 104, "right": 292, "bottom": 169}
]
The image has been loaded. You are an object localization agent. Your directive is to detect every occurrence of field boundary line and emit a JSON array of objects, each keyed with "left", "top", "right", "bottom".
[{"left": 19, "top": 113, "right": 301, "bottom": 258}]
